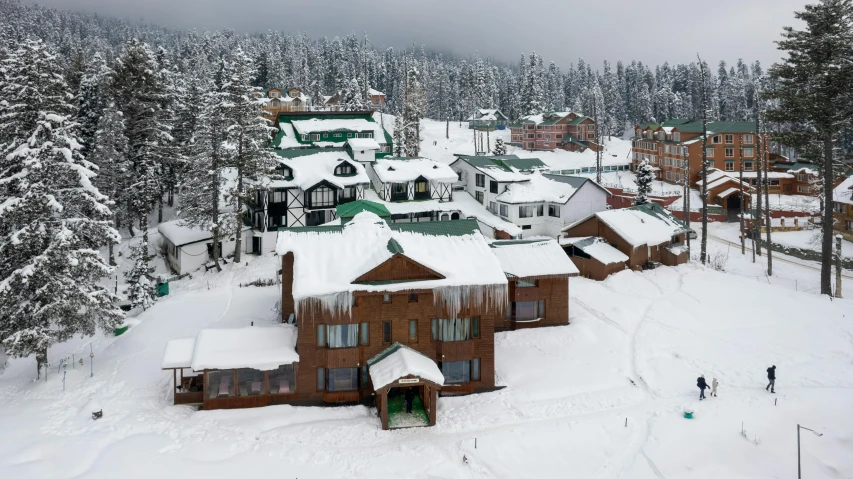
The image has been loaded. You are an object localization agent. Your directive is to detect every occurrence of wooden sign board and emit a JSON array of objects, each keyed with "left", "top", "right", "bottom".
[{"left": 398, "top": 378, "right": 419, "bottom": 385}]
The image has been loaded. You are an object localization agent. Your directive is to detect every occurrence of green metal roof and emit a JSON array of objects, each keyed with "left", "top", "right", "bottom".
[
  {"left": 490, "top": 239, "right": 548, "bottom": 248},
  {"left": 568, "top": 116, "right": 589, "bottom": 125},
  {"left": 660, "top": 119, "right": 758, "bottom": 134},
  {"left": 336, "top": 200, "right": 392, "bottom": 218},
  {"left": 386, "top": 238, "right": 404, "bottom": 254},
  {"left": 274, "top": 147, "right": 347, "bottom": 159},
  {"left": 367, "top": 342, "right": 433, "bottom": 368},
  {"left": 453, "top": 155, "right": 546, "bottom": 172},
  {"left": 629, "top": 202, "right": 687, "bottom": 229},
  {"left": 279, "top": 218, "right": 481, "bottom": 237}
]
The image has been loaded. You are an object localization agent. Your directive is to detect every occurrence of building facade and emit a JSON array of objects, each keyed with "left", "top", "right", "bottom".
[{"left": 510, "top": 111, "right": 601, "bottom": 152}]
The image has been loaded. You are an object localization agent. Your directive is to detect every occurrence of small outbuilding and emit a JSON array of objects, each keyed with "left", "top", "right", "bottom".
[
  {"left": 368, "top": 342, "right": 444, "bottom": 430},
  {"left": 559, "top": 236, "right": 629, "bottom": 280}
]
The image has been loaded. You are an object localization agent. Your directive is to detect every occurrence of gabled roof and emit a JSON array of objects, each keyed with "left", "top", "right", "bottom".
[
  {"left": 559, "top": 236, "right": 629, "bottom": 265},
  {"left": 495, "top": 172, "right": 578, "bottom": 204},
  {"left": 368, "top": 88, "right": 385, "bottom": 97},
  {"left": 276, "top": 213, "right": 507, "bottom": 318},
  {"left": 516, "top": 111, "right": 580, "bottom": 126},
  {"left": 543, "top": 174, "right": 613, "bottom": 196},
  {"left": 336, "top": 200, "right": 391, "bottom": 218},
  {"left": 490, "top": 238, "right": 579, "bottom": 278},
  {"left": 368, "top": 342, "right": 444, "bottom": 390},
  {"left": 346, "top": 137, "right": 380, "bottom": 150},
  {"left": 660, "top": 119, "right": 759, "bottom": 134},
  {"left": 833, "top": 175, "right": 853, "bottom": 206},
  {"left": 451, "top": 155, "right": 548, "bottom": 182},
  {"left": 467, "top": 109, "right": 508, "bottom": 121},
  {"left": 268, "top": 150, "right": 369, "bottom": 189},
  {"left": 563, "top": 203, "right": 686, "bottom": 248},
  {"left": 373, "top": 157, "right": 458, "bottom": 183}
]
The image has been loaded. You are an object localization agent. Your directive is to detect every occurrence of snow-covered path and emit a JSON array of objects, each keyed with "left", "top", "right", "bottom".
[{"left": 1, "top": 258, "right": 852, "bottom": 478}]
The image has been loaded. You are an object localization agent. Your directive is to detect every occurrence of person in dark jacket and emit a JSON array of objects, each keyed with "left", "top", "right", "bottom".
[
  {"left": 766, "top": 365, "right": 776, "bottom": 393},
  {"left": 404, "top": 387, "right": 415, "bottom": 413},
  {"left": 697, "top": 375, "right": 709, "bottom": 400}
]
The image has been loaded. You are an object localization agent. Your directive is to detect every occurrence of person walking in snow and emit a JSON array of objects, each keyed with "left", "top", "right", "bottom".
[
  {"left": 710, "top": 378, "right": 718, "bottom": 397},
  {"left": 404, "top": 387, "right": 415, "bottom": 413},
  {"left": 697, "top": 375, "right": 709, "bottom": 400},
  {"left": 766, "top": 365, "right": 776, "bottom": 393}
]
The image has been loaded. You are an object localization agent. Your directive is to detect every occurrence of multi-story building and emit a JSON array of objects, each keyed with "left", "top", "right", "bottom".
[
  {"left": 467, "top": 109, "right": 509, "bottom": 130},
  {"left": 159, "top": 215, "right": 577, "bottom": 430},
  {"left": 833, "top": 175, "right": 853, "bottom": 241},
  {"left": 272, "top": 111, "right": 393, "bottom": 156},
  {"left": 509, "top": 111, "right": 601, "bottom": 152},
  {"left": 631, "top": 119, "right": 770, "bottom": 189}
]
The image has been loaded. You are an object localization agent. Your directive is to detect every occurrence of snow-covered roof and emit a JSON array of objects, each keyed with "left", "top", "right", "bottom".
[
  {"left": 346, "top": 138, "right": 380, "bottom": 150},
  {"left": 161, "top": 338, "right": 196, "bottom": 369},
  {"left": 833, "top": 176, "right": 853, "bottom": 206},
  {"left": 367, "top": 343, "right": 444, "bottom": 390},
  {"left": 559, "top": 237, "right": 630, "bottom": 265},
  {"left": 291, "top": 118, "right": 381, "bottom": 135},
  {"left": 368, "top": 88, "right": 385, "bottom": 97},
  {"left": 372, "top": 158, "right": 458, "bottom": 184},
  {"left": 564, "top": 205, "right": 686, "bottom": 248},
  {"left": 275, "top": 122, "right": 303, "bottom": 149},
  {"left": 495, "top": 172, "right": 577, "bottom": 204},
  {"left": 490, "top": 239, "right": 579, "bottom": 278},
  {"left": 275, "top": 212, "right": 508, "bottom": 318},
  {"left": 451, "top": 155, "right": 549, "bottom": 183},
  {"left": 466, "top": 109, "right": 505, "bottom": 121},
  {"left": 158, "top": 221, "right": 216, "bottom": 247},
  {"left": 723, "top": 171, "right": 794, "bottom": 180},
  {"left": 190, "top": 326, "right": 298, "bottom": 372},
  {"left": 518, "top": 111, "right": 577, "bottom": 125},
  {"left": 717, "top": 187, "right": 741, "bottom": 199},
  {"left": 269, "top": 151, "right": 369, "bottom": 190}
]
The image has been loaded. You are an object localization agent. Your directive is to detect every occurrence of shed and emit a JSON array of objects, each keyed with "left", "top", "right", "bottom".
[
  {"left": 559, "top": 236, "right": 629, "bottom": 280},
  {"left": 368, "top": 342, "right": 443, "bottom": 430}
]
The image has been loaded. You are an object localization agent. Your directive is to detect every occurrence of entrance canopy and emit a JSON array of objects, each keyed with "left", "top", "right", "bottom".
[{"left": 368, "top": 343, "right": 444, "bottom": 390}]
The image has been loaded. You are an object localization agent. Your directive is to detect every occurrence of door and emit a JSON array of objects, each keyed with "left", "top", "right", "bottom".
[
  {"left": 306, "top": 210, "right": 326, "bottom": 227},
  {"left": 252, "top": 237, "right": 262, "bottom": 254}
]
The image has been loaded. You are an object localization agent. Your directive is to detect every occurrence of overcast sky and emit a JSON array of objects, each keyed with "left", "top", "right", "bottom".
[{"left": 27, "top": 0, "right": 808, "bottom": 68}]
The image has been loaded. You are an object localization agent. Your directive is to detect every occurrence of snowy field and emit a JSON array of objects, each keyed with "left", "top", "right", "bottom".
[{"left": 1, "top": 255, "right": 853, "bottom": 478}]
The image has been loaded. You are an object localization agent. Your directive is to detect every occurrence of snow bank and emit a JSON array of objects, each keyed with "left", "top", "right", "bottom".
[
  {"left": 372, "top": 158, "right": 458, "bottom": 183},
  {"left": 491, "top": 239, "right": 579, "bottom": 277},
  {"left": 191, "top": 326, "right": 298, "bottom": 372},
  {"left": 367, "top": 343, "right": 444, "bottom": 390}
]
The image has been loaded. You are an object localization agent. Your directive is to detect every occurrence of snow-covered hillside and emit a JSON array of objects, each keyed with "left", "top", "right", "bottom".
[{"left": 1, "top": 258, "right": 851, "bottom": 479}]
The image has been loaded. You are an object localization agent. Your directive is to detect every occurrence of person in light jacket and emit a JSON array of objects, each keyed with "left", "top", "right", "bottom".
[
  {"left": 710, "top": 378, "right": 718, "bottom": 397},
  {"left": 697, "top": 375, "right": 709, "bottom": 400}
]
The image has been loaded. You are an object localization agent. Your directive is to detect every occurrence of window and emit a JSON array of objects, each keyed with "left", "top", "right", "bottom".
[
  {"left": 360, "top": 322, "right": 369, "bottom": 345},
  {"left": 499, "top": 204, "right": 509, "bottom": 217},
  {"left": 744, "top": 161, "right": 754, "bottom": 171},
  {"left": 383, "top": 321, "right": 391, "bottom": 343},
  {"left": 519, "top": 206, "right": 535, "bottom": 218},
  {"left": 675, "top": 173, "right": 681, "bottom": 183},
  {"left": 340, "top": 186, "right": 356, "bottom": 202},
  {"left": 666, "top": 171, "right": 673, "bottom": 180},
  {"left": 472, "top": 358, "right": 480, "bottom": 381},
  {"left": 441, "top": 360, "right": 471, "bottom": 384},
  {"left": 434, "top": 318, "right": 478, "bottom": 342},
  {"left": 847, "top": 220, "right": 853, "bottom": 232},
  {"left": 431, "top": 319, "right": 438, "bottom": 340},
  {"left": 834, "top": 203, "right": 845, "bottom": 213},
  {"left": 514, "top": 300, "right": 545, "bottom": 321},
  {"left": 392, "top": 182, "right": 408, "bottom": 199},
  {"left": 409, "top": 320, "right": 418, "bottom": 342},
  {"left": 673, "top": 133, "right": 681, "bottom": 141},
  {"left": 409, "top": 293, "right": 418, "bottom": 303},
  {"left": 725, "top": 134, "right": 734, "bottom": 144},
  {"left": 522, "top": 225, "right": 532, "bottom": 230},
  {"left": 326, "top": 324, "right": 359, "bottom": 348},
  {"left": 744, "top": 134, "right": 754, "bottom": 144},
  {"left": 207, "top": 370, "right": 234, "bottom": 399},
  {"left": 383, "top": 294, "right": 391, "bottom": 303},
  {"left": 490, "top": 181, "right": 498, "bottom": 194},
  {"left": 335, "top": 163, "right": 355, "bottom": 176},
  {"left": 725, "top": 161, "right": 735, "bottom": 172},
  {"left": 475, "top": 191, "right": 484, "bottom": 204},
  {"left": 516, "top": 279, "right": 537, "bottom": 288},
  {"left": 317, "top": 325, "right": 326, "bottom": 347},
  {"left": 548, "top": 204, "right": 560, "bottom": 217},
  {"left": 415, "top": 180, "right": 429, "bottom": 194},
  {"left": 347, "top": 133, "right": 353, "bottom": 138},
  {"left": 270, "top": 191, "right": 285, "bottom": 203},
  {"left": 301, "top": 134, "right": 309, "bottom": 141},
  {"left": 334, "top": 133, "right": 342, "bottom": 138},
  {"left": 489, "top": 201, "right": 497, "bottom": 214},
  {"left": 310, "top": 186, "right": 335, "bottom": 208},
  {"left": 712, "top": 136, "right": 721, "bottom": 144},
  {"left": 536, "top": 204, "right": 544, "bottom": 216},
  {"left": 237, "top": 368, "right": 265, "bottom": 396},
  {"left": 475, "top": 174, "right": 485, "bottom": 187},
  {"left": 269, "top": 364, "right": 295, "bottom": 394},
  {"left": 743, "top": 148, "right": 754, "bottom": 158},
  {"left": 311, "top": 134, "right": 321, "bottom": 141},
  {"left": 725, "top": 148, "right": 734, "bottom": 158},
  {"left": 326, "top": 367, "right": 359, "bottom": 391},
  {"left": 798, "top": 186, "right": 813, "bottom": 194}
]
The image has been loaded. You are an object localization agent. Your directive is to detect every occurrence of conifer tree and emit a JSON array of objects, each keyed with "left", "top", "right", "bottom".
[
  {"left": 76, "top": 52, "right": 112, "bottom": 158},
  {"left": 124, "top": 239, "right": 156, "bottom": 311},
  {"left": 393, "top": 115, "right": 405, "bottom": 157},
  {"left": 492, "top": 137, "right": 507, "bottom": 156},
  {"left": 0, "top": 40, "right": 122, "bottom": 376},
  {"left": 765, "top": 0, "right": 853, "bottom": 295},
  {"left": 634, "top": 159, "right": 654, "bottom": 206},
  {"left": 403, "top": 66, "right": 426, "bottom": 157}
]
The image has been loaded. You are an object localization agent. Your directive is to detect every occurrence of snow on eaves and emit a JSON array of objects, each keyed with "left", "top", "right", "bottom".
[
  {"left": 346, "top": 138, "right": 380, "bottom": 150},
  {"left": 495, "top": 172, "right": 577, "bottom": 204},
  {"left": 491, "top": 239, "right": 579, "bottom": 278},
  {"left": 189, "top": 326, "right": 298, "bottom": 372},
  {"left": 291, "top": 118, "right": 384, "bottom": 137},
  {"left": 372, "top": 158, "right": 458, "bottom": 184},
  {"left": 559, "top": 237, "right": 629, "bottom": 265},
  {"left": 565, "top": 207, "right": 685, "bottom": 248},
  {"left": 368, "top": 343, "right": 444, "bottom": 390},
  {"left": 161, "top": 338, "right": 196, "bottom": 369},
  {"left": 269, "top": 151, "right": 369, "bottom": 190},
  {"left": 834, "top": 175, "right": 853, "bottom": 206}
]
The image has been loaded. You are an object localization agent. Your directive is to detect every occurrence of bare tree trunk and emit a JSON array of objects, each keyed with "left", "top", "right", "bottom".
[
  {"left": 446, "top": 116, "right": 449, "bottom": 140},
  {"left": 821, "top": 136, "right": 834, "bottom": 295},
  {"left": 699, "top": 56, "right": 709, "bottom": 265},
  {"left": 108, "top": 242, "right": 115, "bottom": 267},
  {"left": 234, "top": 139, "right": 244, "bottom": 264},
  {"left": 762, "top": 123, "right": 772, "bottom": 276},
  {"left": 836, "top": 235, "right": 843, "bottom": 298},
  {"left": 684, "top": 146, "right": 691, "bottom": 255},
  {"left": 486, "top": 129, "right": 490, "bottom": 153},
  {"left": 754, "top": 111, "right": 763, "bottom": 257}
]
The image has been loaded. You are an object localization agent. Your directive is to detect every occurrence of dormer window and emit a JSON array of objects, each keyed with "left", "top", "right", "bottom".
[
  {"left": 335, "top": 163, "right": 356, "bottom": 176},
  {"left": 275, "top": 164, "right": 293, "bottom": 178}
]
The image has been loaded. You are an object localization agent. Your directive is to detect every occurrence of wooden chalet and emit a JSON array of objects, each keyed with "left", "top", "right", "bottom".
[{"left": 559, "top": 237, "right": 629, "bottom": 280}]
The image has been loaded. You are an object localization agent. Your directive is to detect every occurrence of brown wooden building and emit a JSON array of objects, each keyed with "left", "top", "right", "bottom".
[
  {"left": 833, "top": 176, "right": 853, "bottom": 241},
  {"left": 559, "top": 236, "right": 629, "bottom": 281},
  {"left": 489, "top": 239, "right": 579, "bottom": 330},
  {"left": 562, "top": 203, "right": 688, "bottom": 273}
]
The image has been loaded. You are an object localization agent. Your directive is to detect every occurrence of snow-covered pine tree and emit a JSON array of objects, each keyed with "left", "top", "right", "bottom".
[
  {"left": 124, "top": 238, "right": 156, "bottom": 311},
  {"left": 492, "top": 137, "right": 507, "bottom": 156},
  {"left": 224, "top": 47, "right": 278, "bottom": 263},
  {"left": 0, "top": 40, "right": 123, "bottom": 376},
  {"left": 153, "top": 47, "right": 179, "bottom": 223},
  {"left": 111, "top": 39, "right": 166, "bottom": 240},
  {"left": 342, "top": 78, "right": 366, "bottom": 111},
  {"left": 393, "top": 115, "right": 405, "bottom": 157},
  {"left": 764, "top": 0, "right": 853, "bottom": 295},
  {"left": 76, "top": 52, "right": 112, "bottom": 158},
  {"left": 179, "top": 60, "right": 233, "bottom": 272},
  {"left": 520, "top": 52, "right": 545, "bottom": 116},
  {"left": 89, "top": 103, "right": 130, "bottom": 266},
  {"left": 404, "top": 66, "right": 426, "bottom": 157},
  {"left": 634, "top": 159, "right": 654, "bottom": 206}
]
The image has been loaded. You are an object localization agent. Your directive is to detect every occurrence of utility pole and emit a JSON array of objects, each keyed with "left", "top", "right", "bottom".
[
  {"left": 797, "top": 424, "right": 823, "bottom": 479},
  {"left": 683, "top": 145, "right": 691, "bottom": 255},
  {"left": 761, "top": 111, "right": 773, "bottom": 276},
  {"left": 738, "top": 131, "right": 746, "bottom": 255},
  {"left": 836, "top": 235, "right": 843, "bottom": 298},
  {"left": 754, "top": 92, "right": 764, "bottom": 257}
]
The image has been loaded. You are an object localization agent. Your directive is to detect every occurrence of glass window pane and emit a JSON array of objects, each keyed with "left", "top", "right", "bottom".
[
  {"left": 360, "top": 322, "right": 369, "bottom": 345},
  {"left": 237, "top": 368, "right": 266, "bottom": 396},
  {"left": 472, "top": 358, "right": 480, "bottom": 381},
  {"left": 326, "top": 367, "right": 358, "bottom": 391},
  {"left": 383, "top": 321, "right": 391, "bottom": 343},
  {"left": 317, "top": 325, "right": 325, "bottom": 347},
  {"left": 207, "top": 370, "right": 235, "bottom": 399},
  {"left": 538, "top": 300, "right": 545, "bottom": 318},
  {"left": 317, "top": 367, "right": 325, "bottom": 390},
  {"left": 431, "top": 319, "right": 437, "bottom": 340},
  {"left": 515, "top": 301, "right": 537, "bottom": 321},
  {"left": 442, "top": 360, "right": 471, "bottom": 384},
  {"left": 516, "top": 280, "right": 536, "bottom": 288},
  {"left": 437, "top": 318, "right": 472, "bottom": 342},
  {"left": 269, "top": 364, "right": 295, "bottom": 394},
  {"left": 472, "top": 317, "right": 479, "bottom": 338},
  {"left": 409, "top": 319, "right": 417, "bottom": 341},
  {"left": 326, "top": 324, "right": 359, "bottom": 348}
]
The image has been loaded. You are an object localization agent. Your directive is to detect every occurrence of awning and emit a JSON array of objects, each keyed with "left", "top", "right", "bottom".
[
  {"left": 717, "top": 187, "right": 741, "bottom": 199},
  {"left": 161, "top": 338, "right": 196, "bottom": 369},
  {"left": 367, "top": 342, "right": 444, "bottom": 390}
]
